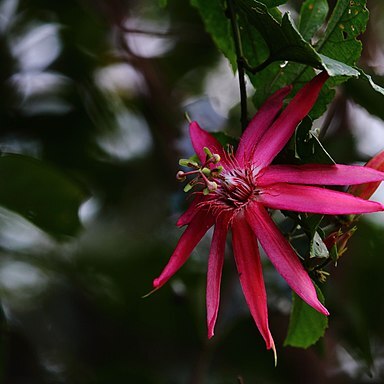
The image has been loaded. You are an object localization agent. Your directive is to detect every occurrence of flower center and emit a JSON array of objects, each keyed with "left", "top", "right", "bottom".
[
  {"left": 216, "top": 167, "right": 258, "bottom": 208},
  {"left": 176, "top": 148, "right": 259, "bottom": 211}
]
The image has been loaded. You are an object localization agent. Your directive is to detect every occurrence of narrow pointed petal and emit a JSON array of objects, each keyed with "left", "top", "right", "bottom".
[
  {"left": 176, "top": 194, "right": 207, "bottom": 227},
  {"left": 206, "top": 215, "right": 229, "bottom": 339},
  {"left": 232, "top": 213, "right": 275, "bottom": 351},
  {"left": 349, "top": 150, "right": 384, "bottom": 199},
  {"left": 258, "top": 164, "right": 384, "bottom": 187},
  {"left": 258, "top": 183, "right": 384, "bottom": 215},
  {"left": 189, "top": 122, "right": 229, "bottom": 167},
  {"left": 252, "top": 72, "right": 329, "bottom": 169},
  {"left": 236, "top": 85, "right": 292, "bottom": 165},
  {"left": 245, "top": 202, "right": 329, "bottom": 315},
  {"left": 153, "top": 210, "right": 214, "bottom": 289}
]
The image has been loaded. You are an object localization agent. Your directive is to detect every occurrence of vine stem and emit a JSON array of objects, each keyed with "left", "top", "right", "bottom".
[{"left": 226, "top": 0, "right": 248, "bottom": 132}]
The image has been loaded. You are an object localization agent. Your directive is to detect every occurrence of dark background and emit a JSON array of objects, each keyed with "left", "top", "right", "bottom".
[{"left": 1, "top": 0, "right": 384, "bottom": 383}]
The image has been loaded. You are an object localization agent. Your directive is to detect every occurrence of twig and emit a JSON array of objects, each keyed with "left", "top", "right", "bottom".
[
  {"left": 240, "top": 56, "right": 273, "bottom": 74},
  {"left": 226, "top": 0, "right": 248, "bottom": 132},
  {"left": 226, "top": 0, "right": 274, "bottom": 132}
]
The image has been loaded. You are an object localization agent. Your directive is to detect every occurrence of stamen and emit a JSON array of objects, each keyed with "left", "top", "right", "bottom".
[
  {"left": 214, "top": 166, "right": 259, "bottom": 209},
  {"left": 207, "top": 181, "right": 218, "bottom": 191},
  {"left": 211, "top": 166, "right": 223, "bottom": 178},
  {"left": 176, "top": 150, "right": 224, "bottom": 194},
  {"left": 184, "top": 177, "right": 200, "bottom": 192},
  {"left": 179, "top": 158, "right": 200, "bottom": 169},
  {"left": 201, "top": 167, "right": 211, "bottom": 177},
  {"left": 200, "top": 170, "right": 216, "bottom": 189},
  {"left": 226, "top": 144, "right": 234, "bottom": 157},
  {"left": 203, "top": 147, "right": 214, "bottom": 159},
  {"left": 203, "top": 181, "right": 218, "bottom": 195},
  {"left": 176, "top": 171, "right": 186, "bottom": 182}
]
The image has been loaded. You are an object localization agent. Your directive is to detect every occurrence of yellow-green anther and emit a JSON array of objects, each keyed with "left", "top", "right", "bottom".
[
  {"left": 179, "top": 159, "right": 190, "bottom": 167},
  {"left": 184, "top": 183, "right": 193, "bottom": 192},
  {"left": 211, "top": 166, "right": 223, "bottom": 178},
  {"left": 203, "top": 147, "right": 213, "bottom": 158},
  {"left": 179, "top": 159, "right": 199, "bottom": 168},
  {"left": 212, "top": 154, "right": 221, "bottom": 163},
  {"left": 201, "top": 167, "right": 211, "bottom": 176}
]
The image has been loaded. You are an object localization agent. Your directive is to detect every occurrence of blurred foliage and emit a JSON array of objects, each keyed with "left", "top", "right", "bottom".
[
  {"left": 0, "top": 0, "right": 384, "bottom": 383},
  {"left": 0, "top": 154, "right": 87, "bottom": 237}
]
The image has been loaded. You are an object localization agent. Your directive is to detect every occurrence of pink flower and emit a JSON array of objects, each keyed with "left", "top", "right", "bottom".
[{"left": 153, "top": 72, "right": 384, "bottom": 356}]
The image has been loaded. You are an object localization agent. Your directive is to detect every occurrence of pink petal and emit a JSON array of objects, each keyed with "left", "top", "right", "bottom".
[
  {"left": 258, "top": 183, "right": 384, "bottom": 215},
  {"left": 252, "top": 72, "right": 329, "bottom": 169},
  {"left": 349, "top": 150, "right": 384, "bottom": 199},
  {"left": 206, "top": 215, "right": 230, "bottom": 339},
  {"left": 231, "top": 212, "right": 275, "bottom": 352},
  {"left": 236, "top": 85, "right": 292, "bottom": 165},
  {"left": 245, "top": 202, "right": 329, "bottom": 315},
  {"left": 189, "top": 121, "right": 229, "bottom": 167},
  {"left": 176, "top": 194, "right": 206, "bottom": 227},
  {"left": 153, "top": 210, "right": 214, "bottom": 289},
  {"left": 258, "top": 164, "right": 384, "bottom": 186}
]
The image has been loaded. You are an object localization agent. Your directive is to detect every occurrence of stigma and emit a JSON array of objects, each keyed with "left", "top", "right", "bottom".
[
  {"left": 217, "top": 167, "right": 258, "bottom": 208},
  {"left": 176, "top": 147, "right": 224, "bottom": 195}
]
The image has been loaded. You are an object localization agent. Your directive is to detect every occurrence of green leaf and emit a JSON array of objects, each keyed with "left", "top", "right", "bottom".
[
  {"left": 0, "top": 154, "right": 87, "bottom": 237},
  {"left": 284, "top": 285, "right": 328, "bottom": 348},
  {"left": 359, "top": 70, "right": 384, "bottom": 96},
  {"left": 346, "top": 73, "right": 384, "bottom": 120},
  {"left": 190, "top": 0, "right": 236, "bottom": 68},
  {"left": 235, "top": 1, "right": 325, "bottom": 113},
  {"left": 248, "top": 0, "right": 368, "bottom": 118},
  {"left": 317, "top": 0, "right": 369, "bottom": 68},
  {"left": 308, "top": 232, "right": 329, "bottom": 268},
  {"left": 235, "top": 0, "right": 322, "bottom": 67},
  {"left": 301, "top": 213, "right": 323, "bottom": 237},
  {"left": 211, "top": 131, "right": 238, "bottom": 147},
  {"left": 236, "top": 0, "right": 360, "bottom": 76},
  {"left": 299, "top": 0, "right": 329, "bottom": 42},
  {"left": 319, "top": 54, "right": 359, "bottom": 77},
  {"left": 295, "top": 117, "right": 336, "bottom": 165},
  {"left": 191, "top": 0, "right": 364, "bottom": 116},
  {"left": 291, "top": 214, "right": 329, "bottom": 268},
  {"left": 238, "top": 4, "right": 271, "bottom": 70},
  {"left": 258, "top": 0, "right": 287, "bottom": 7}
]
